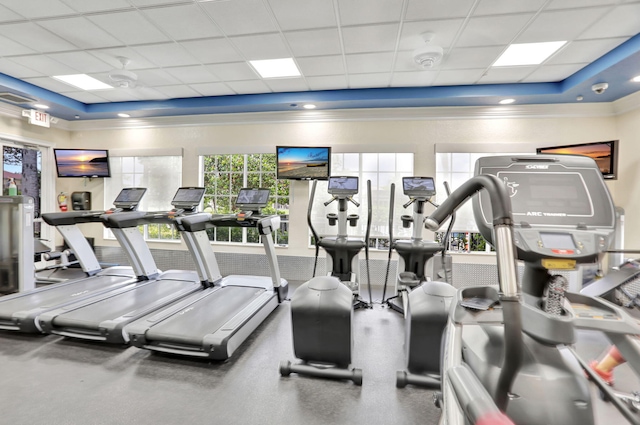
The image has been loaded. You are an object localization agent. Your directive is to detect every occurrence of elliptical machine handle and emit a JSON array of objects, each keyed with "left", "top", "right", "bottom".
[
  {"left": 323, "top": 196, "right": 337, "bottom": 207},
  {"left": 348, "top": 197, "right": 360, "bottom": 208}
]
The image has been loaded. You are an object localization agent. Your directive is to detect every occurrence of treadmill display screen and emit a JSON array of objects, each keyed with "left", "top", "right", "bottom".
[
  {"left": 497, "top": 172, "right": 593, "bottom": 219},
  {"left": 540, "top": 233, "right": 576, "bottom": 250},
  {"left": 327, "top": 176, "right": 358, "bottom": 195},
  {"left": 403, "top": 177, "right": 436, "bottom": 198},
  {"left": 235, "top": 188, "right": 270, "bottom": 209},
  {"left": 172, "top": 187, "right": 205, "bottom": 207},
  {"left": 114, "top": 188, "right": 146, "bottom": 205}
]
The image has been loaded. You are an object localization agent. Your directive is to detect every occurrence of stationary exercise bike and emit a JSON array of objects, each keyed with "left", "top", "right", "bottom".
[
  {"left": 308, "top": 176, "right": 372, "bottom": 309},
  {"left": 425, "top": 155, "right": 640, "bottom": 425},
  {"left": 382, "top": 177, "right": 452, "bottom": 316}
]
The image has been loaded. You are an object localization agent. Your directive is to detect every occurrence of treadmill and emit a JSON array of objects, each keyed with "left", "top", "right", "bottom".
[
  {"left": 125, "top": 188, "right": 288, "bottom": 360},
  {"left": 0, "top": 188, "right": 147, "bottom": 333},
  {"left": 37, "top": 188, "right": 208, "bottom": 344}
]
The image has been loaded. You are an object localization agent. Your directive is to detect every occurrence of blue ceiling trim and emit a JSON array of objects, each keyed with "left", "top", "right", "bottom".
[
  {"left": 561, "top": 32, "right": 640, "bottom": 91},
  {"left": 0, "top": 72, "right": 86, "bottom": 111}
]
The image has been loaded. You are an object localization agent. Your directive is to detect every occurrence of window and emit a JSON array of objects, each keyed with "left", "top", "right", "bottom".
[
  {"left": 3, "top": 145, "right": 42, "bottom": 237},
  {"left": 105, "top": 155, "right": 183, "bottom": 241},
  {"left": 310, "top": 152, "right": 414, "bottom": 249},
  {"left": 201, "top": 153, "right": 289, "bottom": 245}
]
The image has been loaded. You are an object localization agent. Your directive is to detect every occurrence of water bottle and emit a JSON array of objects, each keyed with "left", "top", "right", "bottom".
[{"left": 8, "top": 178, "right": 17, "bottom": 196}]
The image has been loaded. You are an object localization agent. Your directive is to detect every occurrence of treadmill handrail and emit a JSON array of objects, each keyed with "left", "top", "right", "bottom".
[{"left": 42, "top": 210, "right": 108, "bottom": 226}]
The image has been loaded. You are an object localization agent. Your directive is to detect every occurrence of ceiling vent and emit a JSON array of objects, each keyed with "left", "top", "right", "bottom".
[{"left": 0, "top": 92, "right": 36, "bottom": 104}]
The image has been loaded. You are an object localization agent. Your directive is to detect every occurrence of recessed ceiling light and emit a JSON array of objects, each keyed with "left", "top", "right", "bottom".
[
  {"left": 499, "top": 98, "right": 515, "bottom": 105},
  {"left": 493, "top": 41, "right": 567, "bottom": 67},
  {"left": 117, "top": 113, "right": 130, "bottom": 118},
  {"left": 302, "top": 104, "right": 316, "bottom": 109},
  {"left": 249, "top": 58, "right": 301, "bottom": 79},
  {"left": 53, "top": 74, "right": 113, "bottom": 91},
  {"left": 33, "top": 103, "right": 49, "bottom": 109},
  {"left": 632, "top": 75, "right": 640, "bottom": 83}
]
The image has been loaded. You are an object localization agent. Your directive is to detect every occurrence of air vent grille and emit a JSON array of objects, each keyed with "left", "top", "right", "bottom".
[{"left": 0, "top": 92, "right": 35, "bottom": 104}]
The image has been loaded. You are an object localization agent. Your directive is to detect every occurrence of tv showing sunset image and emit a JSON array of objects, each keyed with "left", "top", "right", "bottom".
[
  {"left": 276, "top": 146, "right": 331, "bottom": 180},
  {"left": 54, "top": 149, "right": 111, "bottom": 178},
  {"left": 537, "top": 141, "right": 617, "bottom": 179}
]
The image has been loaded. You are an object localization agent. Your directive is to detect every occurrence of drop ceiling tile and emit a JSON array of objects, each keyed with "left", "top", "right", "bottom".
[
  {"left": 206, "top": 62, "right": 259, "bottom": 81},
  {"left": 8, "top": 56, "right": 78, "bottom": 76},
  {"left": 133, "top": 43, "right": 200, "bottom": 67},
  {"left": 63, "top": 91, "right": 110, "bottom": 103},
  {"left": 264, "top": 78, "right": 308, "bottom": 92},
  {"left": 180, "top": 38, "right": 244, "bottom": 64},
  {"left": 457, "top": 14, "right": 534, "bottom": 47},
  {"left": 346, "top": 52, "right": 394, "bottom": 74},
  {"left": 132, "top": 87, "right": 171, "bottom": 100},
  {"left": 88, "top": 48, "right": 157, "bottom": 70},
  {"left": 0, "top": 4, "right": 26, "bottom": 22},
  {"left": 0, "top": 0, "right": 75, "bottom": 19},
  {"left": 268, "top": 0, "right": 337, "bottom": 31},
  {"left": 390, "top": 71, "right": 438, "bottom": 87},
  {"left": 516, "top": 8, "right": 610, "bottom": 43},
  {"left": 284, "top": 29, "right": 342, "bottom": 57},
  {"left": 523, "top": 63, "right": 587, "bottom": 82},
  {"left": 142, "top": 4, "right": 222, "bottom": 41},
  {"left": 342, "top": 24, "right": 400, "bottom": 54},
  {"left": 47, "top": 52, "right": 113, "bottom": 73},
  {"left": 88, "top": 11, "right": 171, "bottom": 45},
  {"left": 433, "top": 69, "right": 486, "bottom": 85},
  {"left": 394, "top": 50, "right": 425, "bottom": 72},
  {"left": 546, "top": 0, "right": 617, "bottom": 10},
  {"left": 23, "top": 77, "right": 79, "bottom": 93},
  {"left": 0, "top": 34, "right": 35, "bottom": 56},
  {"left": 474, "top": 0, "right": 546, "bottom": 15},
  {"left": 306, "top": 75, "right": 348, "bottom": 90},
  {"left": 129, "top": 0, "right": 192, "bottom": 6},
  {"left": 578, "top": 3, "right": 640, "bottom": 39},
  {"left": 546, "top": 38, "right": 627, "bottom": 65},
  {"left": 0, "top": 58, "right": 41, "bottom": 78},
  {"left": 60, "top": 0, "right": 132, "bottom": 13},
  {"left": 478, "top": 66, "right": 538, "bottom": 83},
  {"left": 405, "top": 0, "right": 476, "bottom": 20},
  {"left": 440, "top": 46, "right": 505, "bottom": 70},
  {"left": 200, "top": 0, "right": 277, "bottom": 36},
  {"left": 225, "top": 80, "right": 271, "bottom": 94},
  {"left": 164, "top": 65, "right": 219, "bottom": 84},
  {"left": 338, "top": 0, "right": 403, "bottom": 26},
  {"left": 229, "top": 34, "right": 290, "bottom": 60},
  {"left": 189, "top": 82, "right": 235, "bottom": 96},
  {"left": 0, "top": 23, "right": 77, "bottom": 53},
  {"left": 399, "top": 19, "right": 464, "bottom": 51},
  {"left": 297, "top": 56, "right": 345, "bottom": 76},
  {"left": 91, "top": 89, "right": 146, "bottom": 102},
  {"left": 348, "top": 73, "right": 390, "bottom": 88},
  {"left": 149, "top": 84, "right": 202, "bottom": 99},
  {"left": 37, "top": 17, "right": 123, "bottom": 50},
  {"left": 129, "top": 69, "right": 181, "bottom": 86}
]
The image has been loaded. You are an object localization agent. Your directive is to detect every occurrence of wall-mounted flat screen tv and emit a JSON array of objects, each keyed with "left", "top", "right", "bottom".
[
  {"left": 536, "top": 140, "right": 618, "bottom": 180},
  {"left": 276, "top": 146, "right": 331, "bottom": 180},
  {"left": 54, "top": 149, "right": 111, "bottom": 178}
]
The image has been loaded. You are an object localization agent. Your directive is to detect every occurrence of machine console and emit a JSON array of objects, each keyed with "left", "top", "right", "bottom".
[
  {"left": 235, "top": 188, "right": 270, "bottom": 213},
  {"left": 402, "top": 176, "right": 436, "bottom": 199},
  {"left": 112, "top": 187, "right": 147, "bottom": 211},
  {"left": 327, "top": 176, "right": 358, "bottom": 196},
  {"left": 171, "top": 187, "right": 205, "bottom": 212}
]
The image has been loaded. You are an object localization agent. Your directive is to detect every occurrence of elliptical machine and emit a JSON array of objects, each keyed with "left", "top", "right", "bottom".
[
  {"left": 308, "top": 176, "right": 372, "bottom": 309},
  {"left": 425, "top": 155, "right": 640, "bottom": 425},
  {"left": 382, "top": 177, "right": 452, "bottom": 316},
  {"left": 279, "top": 176, "right": 372, "bottom": 385}
]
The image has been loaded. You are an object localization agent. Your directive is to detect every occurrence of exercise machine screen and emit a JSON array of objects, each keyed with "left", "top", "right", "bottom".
[
  {"left": 328, "top": 176, "right": 358, "bottom": 196},
  {"left": 403, "top": 177, "right": 436, "bottom": 198},
  {"left": 172, "top": 187, "right": 205, "bottom": 208},
  {"left": 236, "top": 188, "right": 270, "bottom": 210},
  {"left": 113, "top": 188, "right": 147, "bottom": 209}
]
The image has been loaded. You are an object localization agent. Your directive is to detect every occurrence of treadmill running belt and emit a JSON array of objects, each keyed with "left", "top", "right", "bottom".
[{"left": 144, "top": 286, "right": 266, "bottom": 347}]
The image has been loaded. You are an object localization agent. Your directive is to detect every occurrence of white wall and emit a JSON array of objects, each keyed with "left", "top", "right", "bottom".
[{"left": 56, "top": 107, "right": 626, "bottom": 258}]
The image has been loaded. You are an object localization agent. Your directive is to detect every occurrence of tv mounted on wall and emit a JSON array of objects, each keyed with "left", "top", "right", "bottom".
[
  {"left": 276, "top": 146, "right": 331, "bottom": 180},
  {"left": 536, "top": 140, "right": 618, "bottom": 180},
  {"left": 54, "top": 149, "right": 111, "bottom": 178}
]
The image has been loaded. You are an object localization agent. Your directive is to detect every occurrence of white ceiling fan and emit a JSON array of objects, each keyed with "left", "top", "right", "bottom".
[{"left": 108, "top": 57, "right": 139, "bottom": 89}]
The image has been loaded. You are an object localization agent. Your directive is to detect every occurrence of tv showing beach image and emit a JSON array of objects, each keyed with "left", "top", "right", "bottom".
[
  {"left": 54, "top": 149, "right": 111, "bottom": 178},
  {"left": 276, "top": 146, "right": 331, "bottom": 180},
  {"left": 537, "top": 141, "right": 615, "bottom": 175}
]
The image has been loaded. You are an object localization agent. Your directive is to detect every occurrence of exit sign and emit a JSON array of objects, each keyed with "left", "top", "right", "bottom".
[{"left": 28, "top": 109, "right": 50, "bottom": 127}]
